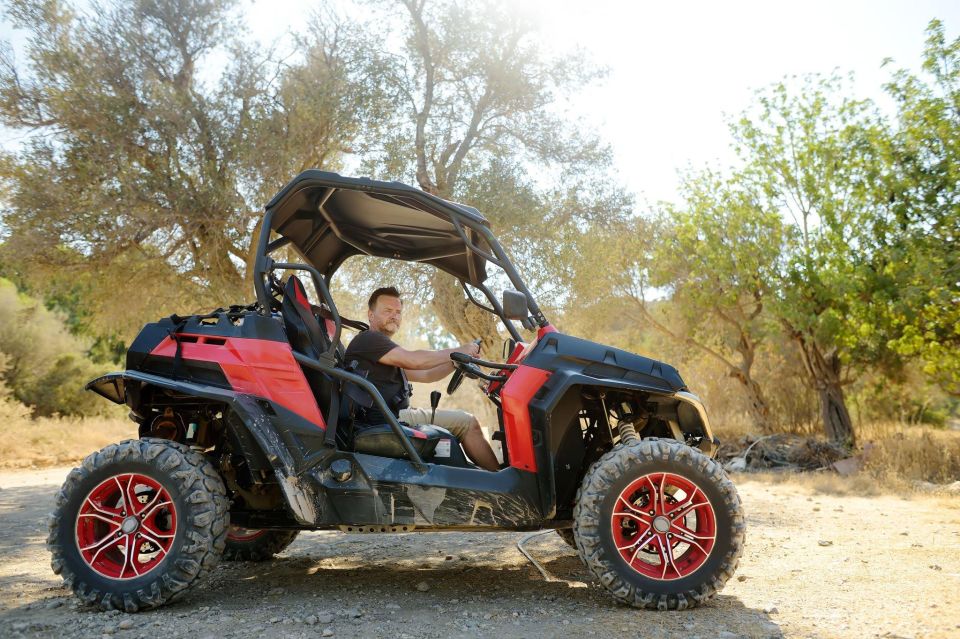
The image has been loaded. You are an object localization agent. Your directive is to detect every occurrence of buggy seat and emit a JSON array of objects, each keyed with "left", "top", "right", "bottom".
[{"left": 279, "top": 275, "right": 445, "bottom": 460}]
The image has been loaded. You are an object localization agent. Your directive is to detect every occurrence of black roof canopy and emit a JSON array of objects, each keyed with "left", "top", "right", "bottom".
[{"left": 265, "top": 171, "right": 489, "bottom": 285}]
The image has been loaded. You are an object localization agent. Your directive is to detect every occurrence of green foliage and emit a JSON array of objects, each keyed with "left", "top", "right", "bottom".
[
  {"left": 585, "top": 62, "right": 957, "bottom": 438},
  {"left": 0, "top": 278, "right": 108, "bottom": 416},
  {"left": 877, "top": 19, "right": 960, "bottom": 396},
  {"left": 650, "top": 170, "right": 786, "bottom": 358},
  {"left": 733, "top": 74, "right": 892, "bottom": 359},
  {"left": 20, "top": 353, "right": 104, "bottom": 416}
]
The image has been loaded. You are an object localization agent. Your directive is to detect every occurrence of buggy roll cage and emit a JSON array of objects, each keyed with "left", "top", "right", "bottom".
[{"left": 249, "top": 171, "right": 551, "bottom": 471}]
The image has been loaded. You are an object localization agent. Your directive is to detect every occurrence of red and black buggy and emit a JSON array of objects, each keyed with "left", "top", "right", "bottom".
[{"left": 49, "top": 171, "right": 745, "bottom": 612}]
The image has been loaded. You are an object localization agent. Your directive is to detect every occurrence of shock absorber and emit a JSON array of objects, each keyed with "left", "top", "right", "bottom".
[
  {"left": 616, "top": 405, "right": 649, "bottom": 445},
  {"left": 618, "top": 421, "right": 640, "bottom": 445}
]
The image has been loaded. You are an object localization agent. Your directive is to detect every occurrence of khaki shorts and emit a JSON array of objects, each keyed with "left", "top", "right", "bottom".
[{"left": 399, "top": 407, "right": 475, "bottom": 441}]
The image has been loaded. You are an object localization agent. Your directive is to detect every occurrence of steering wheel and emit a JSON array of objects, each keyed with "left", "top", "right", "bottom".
[
  {"left": 447, "top": 339, "right": 482, "bottom": 395},
  {"left": 447, "top": 366, "right": 466, "bottom": 395}
]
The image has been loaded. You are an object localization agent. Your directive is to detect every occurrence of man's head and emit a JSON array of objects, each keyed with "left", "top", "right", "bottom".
[{"left": 367, "top": 286, "right": 403, "bottom": 336}]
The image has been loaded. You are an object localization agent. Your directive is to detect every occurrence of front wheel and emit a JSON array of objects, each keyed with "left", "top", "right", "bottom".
[
  {"left": 47, "top": 439, "right": 229, "bottom": 611},
  {"left": 573, "top": 438, "right": 745, "bottom": 610}
]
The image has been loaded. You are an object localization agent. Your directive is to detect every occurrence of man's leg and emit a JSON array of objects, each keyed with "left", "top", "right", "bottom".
[
  {"left": 456, "top": 418, "right": 501, "bottom": 472},
  {"left": 401, "top": 407, "right": 500, "bottom": 472},
  {"left": 432, "top": 410, "right": 499, "bottom": 472}
]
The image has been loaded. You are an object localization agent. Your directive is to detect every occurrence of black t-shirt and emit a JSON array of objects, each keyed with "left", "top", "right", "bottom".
[{"left": 344, "top": 330, "right": 406, "bottom": 423}]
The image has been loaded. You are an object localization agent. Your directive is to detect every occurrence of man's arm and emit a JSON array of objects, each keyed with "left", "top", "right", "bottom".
[
  {"left": 379, "top": 342, "right": 480, "bottom": 370},
  {"left": 404, "top": 361, "right": 455, "bottom": 383}
]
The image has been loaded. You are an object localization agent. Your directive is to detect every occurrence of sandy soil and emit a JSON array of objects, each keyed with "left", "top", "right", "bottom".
[{"left": 1, "top": 466, "right": 958, "bottom": 639}]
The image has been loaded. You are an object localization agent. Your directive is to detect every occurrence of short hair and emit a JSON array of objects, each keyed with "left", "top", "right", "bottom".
[{"left": 368, "top": 286, "right": 402, "bottom": 310}]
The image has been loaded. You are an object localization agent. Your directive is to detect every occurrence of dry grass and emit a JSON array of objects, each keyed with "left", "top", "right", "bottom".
[
  {"left": 725, "top": 420, "right": 960, "bottom": 496},
  {"left": 0, "top": 399, "right": 133, "bottom": 469},
  {"left": 858, "top": 421, "right": 960, "bottom": 484}
]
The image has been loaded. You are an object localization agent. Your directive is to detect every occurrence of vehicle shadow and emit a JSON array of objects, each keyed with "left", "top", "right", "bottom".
[{"left": 173, "top": 533, "right": 784, "bottom": 639}]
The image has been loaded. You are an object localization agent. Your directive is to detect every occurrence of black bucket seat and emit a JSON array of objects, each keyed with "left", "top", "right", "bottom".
[{"left": 280, "top": 275, "right": 338, "bottom": 421}]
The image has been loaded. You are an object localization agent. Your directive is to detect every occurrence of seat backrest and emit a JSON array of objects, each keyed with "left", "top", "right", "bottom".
[
  {"left": 280, "top": 275, "right": 331, "bottom": 358},
  {"left": 280, "top": 275, "right": 336, "bottom": 423}
]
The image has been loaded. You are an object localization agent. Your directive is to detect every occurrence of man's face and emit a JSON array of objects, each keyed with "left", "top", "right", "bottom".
[{"left": 368, "top": 295, "right": 403, "bottom": 336}]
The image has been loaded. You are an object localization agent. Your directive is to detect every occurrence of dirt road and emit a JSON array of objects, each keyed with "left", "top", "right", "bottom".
[{"left": 1, "top": 467, "right": 958, "bottom": 639}]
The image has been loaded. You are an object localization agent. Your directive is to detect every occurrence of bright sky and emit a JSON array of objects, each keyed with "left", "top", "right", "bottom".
[
  {"left": 244, "top": 0, "right": 960, "bottom": 204},
  {"left": 2, "top": 1, "right": 958, "bottom": 205}
]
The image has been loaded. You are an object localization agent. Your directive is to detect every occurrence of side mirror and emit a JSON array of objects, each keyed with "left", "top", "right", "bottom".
[{"left": 502, "top": 290, "right": 528, "bottom": 320}]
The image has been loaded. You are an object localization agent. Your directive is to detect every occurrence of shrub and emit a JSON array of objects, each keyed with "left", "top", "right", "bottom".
[{"left": 0, "top": 278, "right": 109, "bottom": 416}]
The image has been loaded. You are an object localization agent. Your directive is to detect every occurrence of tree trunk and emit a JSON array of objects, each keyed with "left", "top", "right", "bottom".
[
  {"left": 819, "top": 383, "right": 855, "bottom": 446},
  {"left": 794, "top": 334, "right": 856, "bottom": 448},
  {"left": 730, "top": 369, "right": 776, "bottom": 433},
  {"left": 631, "top": 298, "right": 774, "bottom": 434},
  {"left": 429, "top": 270, "right": 504, "bottom": 355}
]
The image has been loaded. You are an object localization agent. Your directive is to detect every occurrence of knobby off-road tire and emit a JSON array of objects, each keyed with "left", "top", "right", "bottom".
[
  {"left": 48, "top": 438, "right": 229, "bottom": 612},
  {"left": 223, "top": 527, "right": 299, "bottom": 561},
  {"left": 573, "top": 437, "right": 745, "bottom": 610},
  {"left": 556, "top": 528, "right": 576, "bottom": 548}
]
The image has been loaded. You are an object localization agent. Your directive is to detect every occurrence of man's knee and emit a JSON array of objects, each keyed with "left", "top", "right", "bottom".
[{"left": 465, "top": 416, "right": 482, "bottom": 437}]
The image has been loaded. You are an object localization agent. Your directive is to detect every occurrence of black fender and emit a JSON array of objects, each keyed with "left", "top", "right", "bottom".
[
  {"left": 519, "top": 330, "right": 716, "bottom": 448},
  {"left": 85, "top": 372, "right": 320, "bottom": 525},
  {"left": 523, "top": 367, "right": 718, "bottom": 521}
]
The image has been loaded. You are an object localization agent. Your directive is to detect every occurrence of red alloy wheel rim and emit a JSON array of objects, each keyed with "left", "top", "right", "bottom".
[
  {"left": 74, "top": 473, "right": 178, "bottom": 580},
  {"left": 227, "top": 526, "right": 267, "bottom": 542},
  {"left": 610, "top": 472, "right": 717, "bottom": 580}
]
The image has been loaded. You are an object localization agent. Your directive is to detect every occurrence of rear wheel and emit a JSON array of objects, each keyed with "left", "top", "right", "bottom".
[
  {"left": 573, "top": 438, "right": 745, "bottom": 610},
  {"left": 223, "top": 526, "right": 299, "bottom": 561},
  {"left": 47, "top": 438, "right": 229, "bottom": 611}
]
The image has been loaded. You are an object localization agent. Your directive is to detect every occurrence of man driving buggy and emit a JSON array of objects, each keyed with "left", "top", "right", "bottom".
[{"left": 344, "top": 286, "right": 500, "bottom": 472}]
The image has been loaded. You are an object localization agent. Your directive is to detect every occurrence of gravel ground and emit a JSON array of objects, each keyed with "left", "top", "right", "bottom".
[{"left": 1, "top": 466, "right": 959, "bottom": 639}]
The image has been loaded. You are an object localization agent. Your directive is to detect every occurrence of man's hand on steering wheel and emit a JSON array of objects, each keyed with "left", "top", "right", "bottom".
[{"left": 461, "top": 341, "right": 481, "bottom": 358}]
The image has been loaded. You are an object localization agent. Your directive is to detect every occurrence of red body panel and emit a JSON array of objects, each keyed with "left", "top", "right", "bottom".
[
  {"left": 489, "top": 331, "right": 547, "bottom": 394},
  {"left": 150, "top": 334, "right": 324, "bottom": 428},
  {"left": 488, "top": 328, "right": 550, "bottom": 397},
  {"left": 500, "top": 365, "right": 550, "bottom": 472},
  {"left": 537, "top": 324, "right": 557, "bottom": 337},
  {"left": 505, "top": 341, "right": 526, "bottom": 365},
  {"left": 486, "top": 342, "right": 526, "bottom": 396}
]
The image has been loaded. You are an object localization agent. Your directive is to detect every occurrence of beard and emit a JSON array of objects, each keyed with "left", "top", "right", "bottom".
[{"left": 379, "top": 321, "right": 399, "bottom": 336}]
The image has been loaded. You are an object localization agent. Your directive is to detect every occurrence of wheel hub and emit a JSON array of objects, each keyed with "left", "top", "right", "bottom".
[
  {"left": 75, "top": 473, "right": 177, "bottom": 580},
  {"left": 610, "top": 471, "right": 717, "bottom": 581},
  {"left": 652, "top": 515, "right": 671, "bottom": 533},
  {"left": 120, "top": 516, "right": 140, "bottom": 534}
]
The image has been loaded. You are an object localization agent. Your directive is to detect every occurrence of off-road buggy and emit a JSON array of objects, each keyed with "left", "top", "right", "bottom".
[{"left": 49, "top": 171, "right": 745, "bottom": 612}]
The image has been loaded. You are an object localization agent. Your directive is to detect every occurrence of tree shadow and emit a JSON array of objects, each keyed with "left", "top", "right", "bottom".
[
  {"left": 0, "top": 480, "right": 782, "bottom": 638},
  {"left": 175, "top": 538, "right": 784, "bottom": 639}
]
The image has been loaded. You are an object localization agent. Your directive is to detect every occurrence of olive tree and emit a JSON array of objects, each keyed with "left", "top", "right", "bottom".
[
  {"left": 0, "top": 0, "right": 371, "bottom": 334},
  {"left": 321, "top": 0, "right": 620, "bottom": 348},
  {"left": 733, "top": 75, "right": 896, "bottom": 447}
]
